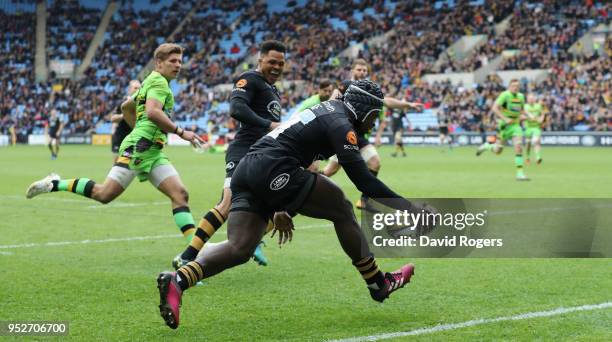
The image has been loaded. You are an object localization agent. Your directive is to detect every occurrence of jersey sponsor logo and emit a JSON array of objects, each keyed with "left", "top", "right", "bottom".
[
  {"left": 232, "top": 87, "right": 246, "bottom": 93},
  {"left": 225, "top": 161, "right": 236, "bottom": 171},
  {"left": 270, "top": 173, "right": 290, "bottom": 190},
  {"left": 267, "top": 100, "right": 282, "bottom": 119},
  {"left": 344, "top": 144, "right": 359, "bottom": 151},
  {"left": 346, "top": 131, "right": 358, "bottom": 145},
  {"left": 236, "top": 79, "right": 247, "bottom": 88}
]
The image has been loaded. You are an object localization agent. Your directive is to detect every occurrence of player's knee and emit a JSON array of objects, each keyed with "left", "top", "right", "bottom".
[
  {"left": 229, "top": 243, "right": 254, "bottom": 265},
  {"left": 172, "top": 187, "right": 189, "bottom": 204},
  {"left": 329, "top": 197, "right": 355, "bottom": 223},
  {"left": 324, "top": 164, "right": 339, "bottom": 177},
  {"left": 94, "top": 189, "right": 115, "bottom": 204},
  {"left": 98, "top": 197, "right": 112, "bottom": 205},
  {"left": 339, "top": 198, "right": 355, "bottom": 221}
]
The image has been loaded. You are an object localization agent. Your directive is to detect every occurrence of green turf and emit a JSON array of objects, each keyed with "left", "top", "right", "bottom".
[{"left": 0, "top": 145, "right": 610, "bottom": 341}]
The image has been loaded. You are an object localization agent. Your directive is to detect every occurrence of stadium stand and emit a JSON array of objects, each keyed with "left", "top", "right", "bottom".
[{"left": 0, "top": 0, "right": 610, "bottom": 140}]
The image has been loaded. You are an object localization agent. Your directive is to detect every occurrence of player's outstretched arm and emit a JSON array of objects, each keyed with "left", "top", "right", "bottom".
[
  {"left": 229, "top": 97, "right": 275, "bottom": 130},
  {"left": 383, "top": 96, "right": 422, "bottom": 110},
  {"left": 342, "top": 160, "right": 403, "bottom": 201},
  {"left": 145, "top": 98, "right": 203, "bottom": 144}
]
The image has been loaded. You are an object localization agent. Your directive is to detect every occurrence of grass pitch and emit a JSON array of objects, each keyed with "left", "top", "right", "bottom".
[{"left": 0, "top": 145, "right": 610, "bottom": 341}]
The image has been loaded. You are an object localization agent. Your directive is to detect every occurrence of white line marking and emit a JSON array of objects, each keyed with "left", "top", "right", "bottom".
[
  {"left": 330, "top": 302, "right": 612, "bottom": 342},
  {"left": 299, "top": 223, "right": 332, "bottom": 230},
  {"left": 0, "top": 194, "right": 167, "bottom": 208},
  {"left": 87, "top": 201, "right": 167, "bottom": 209},
  {"left": 486, "top": 204, "right": 612, "bottom": 216},
  {"left": 0, "top": 251, "right": 13, "bottom": 255},
  {"left": 0, "top": 234, "right": 181, "bottom": 249},
  {"left": 0, "top": 224, "right": 331, "bottom": 250}
]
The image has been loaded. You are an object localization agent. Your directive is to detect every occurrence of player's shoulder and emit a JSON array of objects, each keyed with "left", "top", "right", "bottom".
[
  {"left": 310, "top": 99, "right": 344, "bottom": 114},
  {"left": 305, "top": 94, "right": 319, "bottom": 102},
  {"left": 317, "top": 101, "right": 351, "bottom": 128},
  {"left": 496, "top": 90, "right": 511, "bottom": 100},
  {"left": 498, "top": 90, "right": 511, "bottom": 97},
  {"left": 146, "top": 71, "right": 170, "bottom": 88},
  {"left": 234, "top": 71, "right": 265, "bottom": 87}
]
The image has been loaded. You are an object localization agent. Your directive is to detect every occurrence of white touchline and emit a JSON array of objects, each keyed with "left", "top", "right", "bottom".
[
  {"left": 87, "top": 201, "right": 167, "bottom": 209},
  {"left": 0, "top": 194, "right": 168, "bottom": 208},
  {"left": 0, "top": 234, "right": 181, "bottom": 249},
  {"left": 330, "top": 302, "right": 612, "bottom": 342},
  {"left": 0, "top": 224, "right": 332, "bottom": 250}
]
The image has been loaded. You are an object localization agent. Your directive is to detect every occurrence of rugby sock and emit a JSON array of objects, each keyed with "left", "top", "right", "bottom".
[
  {"left": 353, "top": 255, "right": 385, "bottom": 289},
  {"left": 51, "top": 179, "right": 95, "bottom": 198},
  {"left": 176, "top": 261, "right": 204, "bottom": 291},
  {"left": 526, "top": 145, "right": 531, "bottom": 159},
  {"left": 173, "top": 207, "right": 196, "bottom": 242},
  {"left": 180, "top": 208, "right": 225, "bottom": 261},
  {"left": 515, "top": 154, "right": 524, "bottom": 174},
  {"left": 536, "top": 151, "right": 542, "bottom": 161}
]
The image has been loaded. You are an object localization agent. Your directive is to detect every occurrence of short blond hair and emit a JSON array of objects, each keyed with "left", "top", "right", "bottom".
[
  {"left": 154, "top": 43, "right": 184, "bottom": 62},
  {"left": 352, "top": 58, "right": 369, "bottom": 69}
]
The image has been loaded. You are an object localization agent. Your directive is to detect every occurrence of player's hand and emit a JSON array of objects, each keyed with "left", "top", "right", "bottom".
[
  {"left": 271, "top": 211, "right": 294, "bottom": 246},
  {"left": 269, "top": 122, "right": 281, "bottom": 130},
  {"left": 181, "top": 129, "right": 205, "bottom": 144},
  {"left": 191, "top": 138, "right": 210, "bottom": 153},
  {"left": 409, "top": 102, "right": 424, "bottom": 111},
  {"left": 110, "top": 114, "right": 123, "bottom": 123}
]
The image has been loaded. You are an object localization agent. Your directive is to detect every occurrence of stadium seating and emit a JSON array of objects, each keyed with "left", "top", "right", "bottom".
[{"left": 1, "top": 0, "right": 610, "bottom": 138}]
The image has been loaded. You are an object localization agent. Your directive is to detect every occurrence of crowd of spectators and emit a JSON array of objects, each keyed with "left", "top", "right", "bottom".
[
  {"left": 359, "top": 0, "right": 514, "bottom": 99},
  {"left": 442, "top": 1, "right": 610, "bottom": 72},
  {"left": 46, "top": 0, "right": 101, "bottom": 62},
  {"left": 1, "top": 5, "right": 39, "bottom": 141},
  {"left": 1, "top": 0, "right": 610, "bottom": 141},
  {"left": 436, "top": 45, "right": 611, "bottom": 133}
]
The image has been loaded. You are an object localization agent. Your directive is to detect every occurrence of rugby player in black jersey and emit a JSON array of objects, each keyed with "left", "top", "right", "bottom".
[
  {"left": 390, "top": 107, "right": 408, "bottom": 157},
  {"left": 157, "top": 80, "right": 434, "bottom": 329},
  {"left": 324, "top": 59, "right": 422, "bottom": 209},
  {"left": 172, "top": 40, "right": 287, "bottom": 269},
  {"left": 45, "top": 109, "right": 64, "bottom": 160}
]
